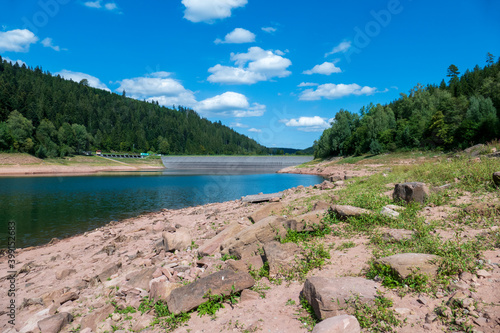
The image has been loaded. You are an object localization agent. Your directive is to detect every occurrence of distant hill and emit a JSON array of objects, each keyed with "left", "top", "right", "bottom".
[
  {"left": 0, "top": 56, "right": 268, "bottom": 158},
  {"left": 268, "top": 147, "right": 314, "bottom": 155}
]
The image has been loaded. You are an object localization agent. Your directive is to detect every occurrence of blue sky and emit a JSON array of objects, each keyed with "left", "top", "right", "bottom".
[{"left": 0, "top": 0, "right": 499, "bottom": 149}]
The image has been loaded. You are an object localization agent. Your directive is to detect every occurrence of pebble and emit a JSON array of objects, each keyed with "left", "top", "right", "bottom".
[
  {"left": 476, "top": 269, "right": 491, "bottom": 278},
  {"left": 112, "top": 313, "right": 121, "bottom": 321}
]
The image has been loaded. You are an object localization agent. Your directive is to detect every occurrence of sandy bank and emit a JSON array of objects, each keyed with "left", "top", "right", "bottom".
[{"left": 0, "top": 164, "right": 165, "bottom": 176}]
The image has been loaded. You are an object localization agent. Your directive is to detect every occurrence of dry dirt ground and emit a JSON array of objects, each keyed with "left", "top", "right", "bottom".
[{"left": 1, "top": 157, "right": 499, "bottom": 333}]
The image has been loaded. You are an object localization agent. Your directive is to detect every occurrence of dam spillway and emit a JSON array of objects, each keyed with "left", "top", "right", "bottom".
[{"left": 161, "top": 156, "right": 313, "bottom": 174}]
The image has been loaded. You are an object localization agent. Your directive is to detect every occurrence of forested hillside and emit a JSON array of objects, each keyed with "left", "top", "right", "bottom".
[
  {"left": 314, "top": 54, "right": 500, "bottom": 158},
  {"left": 0, "top": 56, "right": 268, "bottom": 157}
]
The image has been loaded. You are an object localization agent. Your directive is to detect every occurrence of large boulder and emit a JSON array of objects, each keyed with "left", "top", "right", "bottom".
[
  {"left": 166, "top": 269, "right": 255, "bottom": 314},
  {"left": 37, "top": 313, "right": 73, "bottom": 333},
  {"left": 221, "top": 216, "right": 287, "bottom": 256},
  {"left": 312, "top": 315, "right": 361, "bottom": 333},
  {"left": 380, "top": 229, "right": 414, "bottom": 243},
  {"left": 248, "top": 202, "right": 283, "bottom": 223},
  {"left": 301, "top": 277, "right": 379, "bottom": 320},
  {"left": 162, "top": 229, "right": 192, "bottom": 252},
  {"left": 376, "top": 253, "right": 441, "bottom": 279},
  {"left": 197, "top": 222, "right": 245, "bottom": 257},
  {"left": 263, "top": 241, "right": 301, "bottom": 278},
  {"left": 493, "top": 172, "right": 500, "bottom": 186},
  {"left": 226, "top": 256, "right": 264, "bottom": 273},
  {"left": 393, "top": 182, "right": 430, "bottom": 204},
  {"left": 331, "top": 205, "right": 372, "bottom": 219}
]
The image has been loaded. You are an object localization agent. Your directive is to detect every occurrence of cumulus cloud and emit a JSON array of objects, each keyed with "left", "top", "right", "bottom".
[
  {"left": 248, "top": 128, "right": 262, "bottom": 133},
  {"left": 299, "top": 83, "right": 377, "bottom": 101},
  {"left": 41, "top": 38, "right": 62, "bottom": 51},
  {"left": 325, "top": 41, "right": 352, "bottom": 57},
  {"left": 281, "top": 116, "right": 332, "bottom": 132},
  {"left": 0, "top": 29, "right": 38, "bottom": 52},
  {"left": 55, "top": 70, "right": 110, "bottom": 91},
  {"left": 83, "top": 0, "right": 101, "bottom": 8},
  {"left": 104, "top": 3, "right": 117, "bottom": 10},
  {"left": 182, "top": 0, "right": 247, "bottom": 23},
  {"left": 208, "top": 46, "right": 292, "bottom": 85},
  {"left": 303, "top": 62, "right": 341, "bottom": 75},
  {"left": 231, "top": 122, "right": 249, "bottom": 128},
  {"left": 115, "top": 72, "right": 196, "bottom": 106},
  {"left": 2, "top": 56, "right": 26, "bottom": 66},
  {"left": 195, "top": 92, "right": 265, "bottom": 117},
  {"left": 261, "top": 27, "right": 277, "bottom": 33},
  {"left": 298, "top": 82, "right": 318, "bottom": 87},
  {"left": 215, "top": 28, "right": 255, "bottom": 44}
]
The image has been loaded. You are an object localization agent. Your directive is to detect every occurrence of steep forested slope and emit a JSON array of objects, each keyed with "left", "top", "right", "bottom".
[
  {"left": 0, "top": 56, "right": 268, "bottom": 157},
  {"left": 315, "top": 54, "right": 500, "bottom": 158}
]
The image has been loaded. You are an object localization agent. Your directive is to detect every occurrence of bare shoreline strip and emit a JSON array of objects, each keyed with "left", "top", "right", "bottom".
[{"left": 0, "top": 165, "right": 166, "bottom": 177}]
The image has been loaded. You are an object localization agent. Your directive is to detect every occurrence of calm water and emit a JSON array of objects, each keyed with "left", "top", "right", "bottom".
[{"left": 0, "top": 172, "right": 322, "bottom": 248}]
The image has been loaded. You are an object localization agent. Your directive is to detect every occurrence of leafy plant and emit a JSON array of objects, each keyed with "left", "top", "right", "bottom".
[{"left": 345, "top": 293, "right": 402, "bottom": 332}]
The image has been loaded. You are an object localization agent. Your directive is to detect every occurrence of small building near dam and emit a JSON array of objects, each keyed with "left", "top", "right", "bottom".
[{"left": 161, "top": 156, "right": 313, "bottom": 174}]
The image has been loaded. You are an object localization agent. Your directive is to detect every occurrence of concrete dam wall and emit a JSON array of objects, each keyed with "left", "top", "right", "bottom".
[{"left": 161, "top": 156, "right": 313, "bottom": 173}]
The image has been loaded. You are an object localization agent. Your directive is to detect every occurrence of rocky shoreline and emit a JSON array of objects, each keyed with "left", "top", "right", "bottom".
[{"left": 1, "top": 155, "right": 499, "bottom": 333}]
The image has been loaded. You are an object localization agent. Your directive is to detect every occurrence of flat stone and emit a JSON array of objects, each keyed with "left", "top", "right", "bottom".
[
  {"left": 149, "top": 276, "right": 181, "bottom": 301},
  {"left": 376, "top": 253, "right": 441, "bottom": 279},
  {"left": 380, "top": 206, "right": 400, "bottom": 219},
  {"left": 197, "top": 222, "right": 245, "bottom": 257},
  {"left": 125, "top": 267, "right": 156, "bottom": 291},
  {"left": 301, "top": 277, "right": 379, "bottom": 320},
  {"left": 331, "top": 205, "right": 372, "bottom": 219},
  {"left": 80, "top": 304, "right": 114, "bottom": 331},
  {"left": 162, "top": 229, "right": 191, "bottom": 252},
  {"left": 166, "top": 269, "right": 255, "bottom": 314},
  {"left": 248, "top": 202, "right": 283, "bottom": 223},
  {"left": 318, "top": 181, "right": 335, "bottom": 190},
  {"left": 393, "top": 182, "right": 430, "bottom": 204},
  {"left": 221, "top": 216, "right": 287, "bottom": 256},
  {"left": 226, "top": 256, "right": 264, "bottom": 273},
  {"left": 381, "top": 229, "right": 414, "bottom": 243},
  {"left": 55, "top": 269, "right": 76, "bottom": 280},
  {"left": 55, "top": 292, "right": 78, "bottom": 306},
  {"left": 313, "top": 201, "right": 332, "bottom": 211},
  {"left": 284, "top": 210, "right": 327, "bottom": 232},
  {"left": 242, "top": 192, "right": 283, "bottom": 203},
  {"left": 37, "top": 312, "right": 73, "bottom": 333},
  {"left": 263, "top": 241, "right": 301, "bottom": 278},
  {"left": 312, "top": 315, "right": 361, "bottom": 333},
  {"left": 240, "top": 289, "right": 261, "bottom": 302},
  {"left": 476, "top": 269, "right": 492, "bottom": 278},
  {"left": 394, "top": 308, "right": 411, "bottom": 315},
  {"left": 97, "top": 262, "right": 122, "bottom": 282}
]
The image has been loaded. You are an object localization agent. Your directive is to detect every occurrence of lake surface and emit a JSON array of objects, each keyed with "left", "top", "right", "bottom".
[{"left": 0, "top": 171, "right": 323, "bottom": 248}]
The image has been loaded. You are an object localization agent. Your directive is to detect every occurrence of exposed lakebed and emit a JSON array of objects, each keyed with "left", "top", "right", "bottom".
[{"left": 0, "top": 171, "right": 322, "bottom": 248}]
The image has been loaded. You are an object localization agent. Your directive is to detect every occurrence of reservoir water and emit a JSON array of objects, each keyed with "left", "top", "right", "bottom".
[{"left": 0, "top": 171, "right": 323, "bottom": 248}]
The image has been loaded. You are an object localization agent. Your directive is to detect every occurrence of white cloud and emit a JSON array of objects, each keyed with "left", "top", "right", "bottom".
[
  {"left": 182, "top": 0, "right": 247, "bottom": 23},
  {"left": 231, "top": 122, "right": 249, "bottom": 128},
  {"left": 325, "top": 41, "right": 352, "bottom": 57},
  {"left": 2, "top": 56, "right": 26, "bottom": 66},
  {"left": 299, "top": 83, "right": 377, "bottom": 101},
  {"left": 303, "top": 62, "right": 341, "bottom": 75},
  {"left": 41, "top": 37, "right": 62, "bottom": 51},
  {"left": 248, "top": 128, "right": 262, "bottom": 133},
  {"left": 298, "top": 82, "right": 318, "bottom": 87},
  {"left": 262, "top": 27, "right": 276, "bottom": 33},
  {"left": 115, "top": 72, "right": 196, "bottom": 106},
  {"left": 84, "top": 0, "right": 101, "bottom": 8},
  {"left": 84, "top": 1, "right": 119, "bottom": 11},
  {"left": 0, "top": 29, "right": 38, "bottom": 52},
  {"left": 195, "top": 92, "right": 265, "bottom": 117},
  {"left": 104, "top": 3, "right": 117, "bottom": 10},
  {"left": 208, "top": 46, "right": 292, "bottom": 85},
  {"left": 55, "top": 70, "right": 110, "bottom": 91},
  {"left": 215, "top": 28, "right": 255, "bottom": 44},
  {"left": 282, "top": 116, "right": 331, "bottom": 132}
]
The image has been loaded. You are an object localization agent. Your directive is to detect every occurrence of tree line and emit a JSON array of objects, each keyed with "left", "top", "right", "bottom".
[
  {"left": 314, "top": 53, "right": 500, "bottom": 158},
  {"left": 0, "top": 56, "right": 269, "bottom": 158}
]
